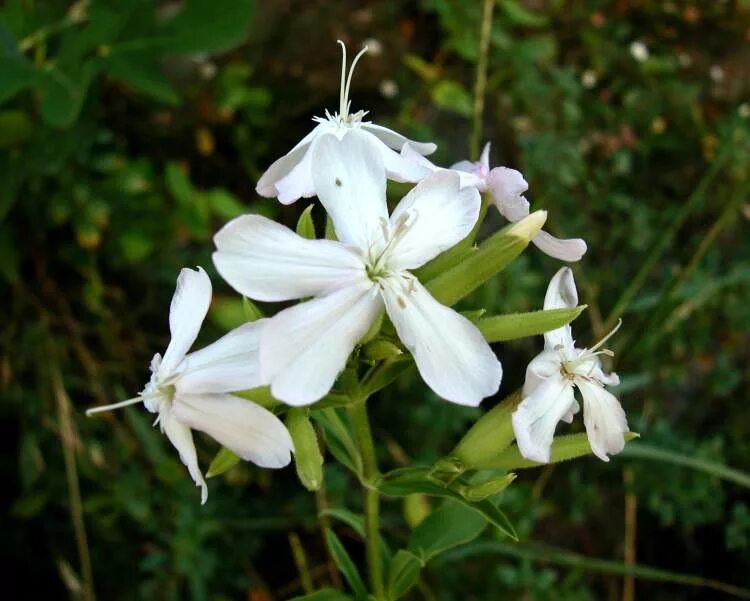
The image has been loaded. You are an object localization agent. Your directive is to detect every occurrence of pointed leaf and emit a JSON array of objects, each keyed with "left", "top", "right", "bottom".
[
  {"left": 387, "top": 550, "right": 423, "bottom": 600},
  {"left": 426, "top": 211, "right": 547, "bottom": 307},
  {"left": 478, "top": 306, "right": 587, "bottom": 343},
  {"left": 296, "top": 204, "right": 316, "bottom": 239},
  {"left": 206, "top": 447, "right": 240, "bottom": 478},
  {"left": 325, "top": 529, "right": 369, "bottom": 599}
]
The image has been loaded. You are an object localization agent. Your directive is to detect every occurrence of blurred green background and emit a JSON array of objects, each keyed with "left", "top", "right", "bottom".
[{"left": 2, "top": 1, "right": 749, "bottom": 599}]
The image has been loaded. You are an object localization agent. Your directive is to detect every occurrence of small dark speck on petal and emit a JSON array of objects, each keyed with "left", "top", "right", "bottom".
[
  {"left": 397, "top": 296, "right": 407, "bottom": 309},
  {"left": 335, "top": 178, "right": 342, "bottom": 187}
]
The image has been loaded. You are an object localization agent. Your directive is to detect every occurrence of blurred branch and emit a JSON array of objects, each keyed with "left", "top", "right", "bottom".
[
  {"left": 444, "top": 541, "right": 750, "bottom": 599},
  {"left": 604, "top": 145, "right": 732, "bottom": 333},
  {"left": 470, "top": 0, "right": 495, "bottom": 160},
  {"left": 49, "top": 358, "right": 95, "bottom": 601},
  {"left": 622, "top": 443, "right": 750, "bottom": 489}
]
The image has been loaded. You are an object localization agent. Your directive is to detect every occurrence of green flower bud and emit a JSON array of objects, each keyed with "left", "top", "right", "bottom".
[{"left": 286, "top": 408, "right": 324, "bottom": 491}]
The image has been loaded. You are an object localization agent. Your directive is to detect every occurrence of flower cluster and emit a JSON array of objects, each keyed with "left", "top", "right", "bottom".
[{"left": 89, "top": 42, "right": 629, "bottom": 502}]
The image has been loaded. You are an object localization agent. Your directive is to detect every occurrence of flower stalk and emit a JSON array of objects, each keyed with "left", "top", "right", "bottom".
[{"left": 348, "top": 398, "right": 386, "bottom": 600}]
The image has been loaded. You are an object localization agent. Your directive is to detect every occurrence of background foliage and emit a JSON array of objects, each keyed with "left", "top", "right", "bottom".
[{"left": 2, "top": 0, "right": 749, "bottom": 599}]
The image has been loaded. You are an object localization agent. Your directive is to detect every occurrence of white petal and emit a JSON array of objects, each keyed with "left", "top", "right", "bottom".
[
  {"left": 172, "top": 393, "right": 293, "bottom": 468},
  {"left": 388, "top": 171, "right": 481, "bottom": 271},
  {"left": 161, "top": 267, "right": 212, "bottom": 375},
  {"left": 379, "top": 141, "right": 436, "bottom": 183},
  {"left": 561, "top": 399, "right": 581, "bottom": 424},
  {"left": 449, "top": 159, "right": 476, "bottom": 173},
  {"left": 255, "top": 124, "right": 323, "bottom": 203},
  {"left": 512, "top": 371, "right": 576, "bottom": 463},
  {"left": 543, "top": 267, "right": 578, "bottom": 351},
  {"left": 261, "top": 281, "right": 383, "bottom": 406},
  {"left": 213, "top": 214, "right": 365, "bottom": 301},
  {"left": 161, "top": 408, "right": 208, "bottom": 504},
  {"left": 522, "top": 348, "right": 563, "bottom": 397},
  {"left": 360, "top": 123, "right": 436, "bottom": 155},
  {"left": 381, "top": 275, "right": 501, "bottom": 406},
  {"left": 311, "top": 130, "right": 389, "bottom": 250},
  {"left": 486, "top": 167, "right": 530, "bottom": 222},
  {"left": 577, "top": 378, "right": 629, "bottom": 461},
  {"left": 178, "top": 321, "right": 264, "bottom": 394},
  {"left": 532, "top": 230, "right": 588, "bottom": 262}
]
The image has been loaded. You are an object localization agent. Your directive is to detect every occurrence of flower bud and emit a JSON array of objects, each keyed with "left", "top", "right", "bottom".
[
  {"left": 452, "top": 391, "right": 521, "bottom": 470},
  {"left": 286, "top": 408, "right": 324, "bottom": 491}
]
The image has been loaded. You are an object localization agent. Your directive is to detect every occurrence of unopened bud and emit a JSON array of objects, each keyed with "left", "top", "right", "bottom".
[
  {"left": 507, "top": 210, "right": 547, "bottom": 242},
  {"left": 286, "top": 408, "right": 324, "bottom": 491}
]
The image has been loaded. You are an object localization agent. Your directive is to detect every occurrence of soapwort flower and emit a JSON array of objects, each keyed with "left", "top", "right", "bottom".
[
  {"left": 214, "top": 132, "right": 503, "bottom": 407},
  {"left": 86, "top": 267, "right": 293, "bottom": 503},
  {"left": 512, "top": 267, "right": 628, "bottom": 463},
  {"left": 401, "top": 142, "right": 587, "bottom": 262},
  {"left": 255, "top": 41, "right": 436, "bottom": 204}
]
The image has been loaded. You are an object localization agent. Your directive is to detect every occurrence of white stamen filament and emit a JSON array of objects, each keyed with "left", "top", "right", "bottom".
[
  {"left": 86, "top": 395, "right": 145, "bottom": 416},
  {"left": 336, "top": 40, "right": 369, "bottom": 120},
  {"left": 563, "top": 319, "right": 622, "bottom": 372}
]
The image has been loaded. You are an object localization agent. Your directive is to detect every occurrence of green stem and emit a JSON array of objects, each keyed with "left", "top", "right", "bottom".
[
  {"left": 348, "top": 399, "right": 386, "bottom": 600},
  {"left": 470, "top": 0, "right": 495, "bottom": 159}
]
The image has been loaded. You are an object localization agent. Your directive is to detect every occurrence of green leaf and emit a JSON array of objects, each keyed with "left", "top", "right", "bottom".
[
  {"left": 387, "top": 549, "right": 422, "bottom": 600},
  {"left": 313, "top": 408, "right": 362, "bottom": 476},
  {"left": 426, "top": 211, "right": 547, "bottom": 307},
  {"left": 0, "top": 110, "right": 32, "bottom": 148},
  {"left": 377, "top": 467, "right": 517, "bottom": 540},
  {"left": 430, "top": 80, "right": 472, "bottom": 117},
  {"left": 408, "top": 500, "right": 488, "bottom": 563},
  {"left": 362, "top": 339, "right": 403, "bottom": 362},
  {"left": 159, "top": 0, "right": 255, "bottom": 54},
  {"left": 359, "top": 356, "right": 413, "bottom": 398},
  {"left": 482, "top": 432, "right": 640, "bottom": 470},
  {"left": 477, "top": 306, "right": 587, "bottom": 343},
  {"left": 324, "top": 528, "right": 369, "bottom": 599},
  {"left": 38, "top": 63, "right": 93, "bottom": 128},
  {"left": 286, "top": 408, "right": 324, "bottom": 491},
  {"left": 206, "top": 447, "right": 240, "bottom": 478},
  {"left": 500, "top": 0, "right": 550, "bottom": 27},
  {"left": 242, "top": 296, "right": 264, "bottom": 322},
  {"left": 0, "top": 57, "right": 38, "bottom": 106},
  {"left": 106, "top": 52, "right": 179, "bottom": 105},
  {"left": 165, "top": 162, "right": 193, "bottom": 204},
  {"left": 320, "top": 508, "right": 366, "bottom": 538},
  {"left": 288, "top": 589, "right": 352, "bottom": 601},
  {"left": 207, "top": 188, "right": 245, "bottom": 219},
  {"left": 296, "top": 204, "right": 316, "bottom": 239},
  {"left": 234, "top": 386, "right": 280, "bottom": 410}
]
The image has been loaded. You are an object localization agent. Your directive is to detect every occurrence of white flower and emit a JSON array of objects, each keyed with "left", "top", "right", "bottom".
[
  {"left": 255, "top": 41, "right": 436, "bottom": 204},
  {"left": 400, "top": 142, "right": 587, "bottom": 262},
  {"left": 214, "top": 132, "right": 502, "bottom": 407},
  {"left": 512, "top": 267, "right": 628, "bottom": 463},
  {"left": 87, "top": 267, "right": 293, "bottom": 503}
]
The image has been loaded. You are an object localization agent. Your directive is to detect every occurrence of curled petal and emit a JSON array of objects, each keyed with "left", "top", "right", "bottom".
[
  {"left": 213, "top": 214, "right": 365, "bottom": 302},
  {"left": 543, "top": 267, "right": 578, "bottom": 351},
  {"left": 381, "top": 275, "right": 502, "bottom": 406},
  {"left": 388, "top": 171, "right": 481, "bottom": 271},
  {"left": 360, "top": 123, "right": 436, "bottom": 155},
  {"left": 173, "top": 393, "right": 293, "bottom": 469},
  {"left": 532, "top": 231, "right": 587, "bottom": 262},
  {"left": 577, "top": 378, "right": 629, "bottom": 461},
  {"left": 486, "top": 167, "right": 529, "bottom": 222},
  {"left": 522, "top": 349, "right": 564, "bottom": 397},
  {"left": 161, "top": 408, "right": 208, "bottom": 504},
  {"left": 161, "top": 267, "right": 212, "bottom": 375},
  {"left": 512, "top": 372, "right": 576, "bottom": 464},
  {"left": 256, "top": 124, "right": 323, "bottom": 203},
  {"left": 178, "top": 321, "right": 265, "bottom": 394},
  {"left": 261, "top": 281, "right": 383, "bottom": 406}
]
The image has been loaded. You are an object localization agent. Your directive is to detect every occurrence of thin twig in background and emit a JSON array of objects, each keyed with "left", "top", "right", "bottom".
[
  {"left": 315, "top": 482, "right": 344, "bottom": 590},
  {"left": 288, "top": 532, "right": 315, "bottom": 594},
  {"left": 470, "top": 0, "right": 495, "bottom": 160},
  {"left": 50, "top": 360, "right": 95, "bottom": 601},
  {"left": 623, "top": 467, "right": 637, "bottom": 601}
]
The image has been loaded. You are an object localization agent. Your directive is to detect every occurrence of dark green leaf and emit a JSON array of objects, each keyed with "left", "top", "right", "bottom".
[{"left": 325, "top": 528, "right": 369, "bottom": 599}]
